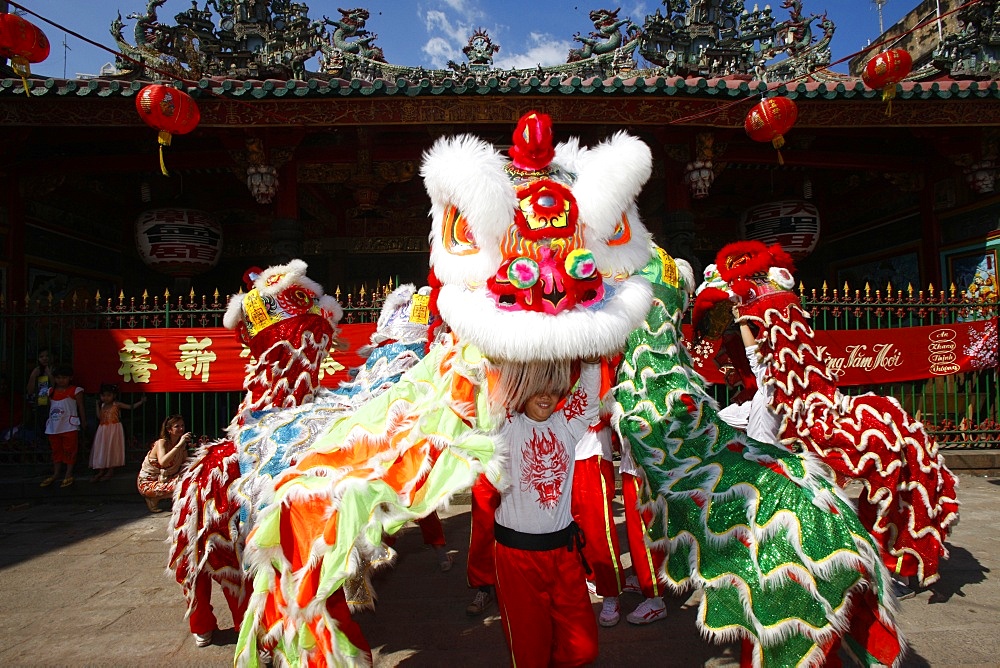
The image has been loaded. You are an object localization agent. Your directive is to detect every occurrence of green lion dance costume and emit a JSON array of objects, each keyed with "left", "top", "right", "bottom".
[{"left": 233, "top": 112, "right": 904, "bottom": 667}]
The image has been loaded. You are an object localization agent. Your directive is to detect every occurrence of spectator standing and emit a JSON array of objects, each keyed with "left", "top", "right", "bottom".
[
  {"left": 38, "top": 365, "right": 86, "bottom": 488},
  {"left": 90, "top": 384, "right": 146, "bottom": 482},
  {"left": 25, "top": 349, "right": 54, "bottom": 445}
]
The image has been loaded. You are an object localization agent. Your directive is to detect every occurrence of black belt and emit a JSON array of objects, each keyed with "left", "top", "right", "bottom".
[{"left": 494, "top": 521, "right": 591, "bottom": 574}]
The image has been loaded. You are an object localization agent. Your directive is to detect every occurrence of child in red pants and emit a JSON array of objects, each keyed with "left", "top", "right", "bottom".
[
  {"left": 491, "top": 359, "right": 600, "bottom": 668},
  {"left": 39, "top": 366, "right": 86, "bottom": 488}
]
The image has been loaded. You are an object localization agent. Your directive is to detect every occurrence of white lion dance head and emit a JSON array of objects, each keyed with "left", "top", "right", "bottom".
[{"left": 421, "top": 110, "right": 655, "bottom": 362}]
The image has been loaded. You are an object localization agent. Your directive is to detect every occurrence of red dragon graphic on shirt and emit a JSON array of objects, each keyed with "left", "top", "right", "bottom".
[
  {"left": 561, "top": 385, "right": 587, "bottom": 421},
  {"left": 520, "top": 427, "right": 570, "bottom": 508}
]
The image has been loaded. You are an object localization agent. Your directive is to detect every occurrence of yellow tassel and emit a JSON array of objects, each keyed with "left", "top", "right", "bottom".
[
  {"left": 882, "top": 86, "right": 898, "bottom": 118},
  {"left": 11, "top": 56, "right": 30, "bottom": 98},
  {"left": 158, "top": 131, "right": 173, "bottom": 177},
  {"left": 772, "top": 135, "right": 786, "bottom": 165}
]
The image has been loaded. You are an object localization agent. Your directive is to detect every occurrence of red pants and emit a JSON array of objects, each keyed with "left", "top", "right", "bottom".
[
  {"left": 383, "top": 511, "right": 444, "bottom": 549},
  {"left": 48, "top": 431, "right": 78, "bottom": 465},
  {"left": 467, "top": 474, "right": 499, "bottom": 589},
  {"left": 622, "top": 472, "right": 666, "bottom": 598},
  {"left": 571, "top": 455, "right": 624, "bottom": 597},
  {"left": 188, "top": 571, "right": 249, "bottom": 635},
  {"left": 494, "top": 541, "right": 598, "bottom": 667},
  {"left": 417, "top": 511, "right": 445, "bottom": 546},
  {"left": 252, "top": 588, "right": 371, "bottom": 663},
  {"left": 326, "top": 588, "right": 372, "bottom": 663}
]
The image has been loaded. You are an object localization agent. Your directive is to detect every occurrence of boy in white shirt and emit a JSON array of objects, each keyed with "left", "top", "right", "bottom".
[{"left": 492, "top": 358, "right": 600, "bottom": 667}]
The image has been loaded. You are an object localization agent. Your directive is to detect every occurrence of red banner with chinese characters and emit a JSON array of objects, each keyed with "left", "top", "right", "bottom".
[
  {"left": 685, "top": 318, "right": 998, "bottom": 386},
  {"left": 72, "top": 324, "right": 377, "bottom": 393},
  {"left": 71, "top": 319, "right": 997, "bottom": 393}
]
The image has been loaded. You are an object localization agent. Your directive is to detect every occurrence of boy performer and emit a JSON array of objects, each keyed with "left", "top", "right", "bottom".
[{"left": 491, "top": 358, "right": 601, "bottom": 667}]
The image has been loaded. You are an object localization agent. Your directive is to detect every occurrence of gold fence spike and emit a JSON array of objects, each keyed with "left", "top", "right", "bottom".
[
  {"left": 164, "top": 288, "right": 171, "bottom": 299},
  {"left": 843, "top": 280, "right": 849, "bottom": 293}
]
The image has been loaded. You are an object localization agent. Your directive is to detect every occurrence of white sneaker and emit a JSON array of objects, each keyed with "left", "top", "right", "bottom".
[
  {"left": 626, "top": 597, "right": 666, "bottom": 625},
  {"left": 586, "top": 578, "right": 597, "bottom": 595},
  {"left": 193, "top": 631, "right": 213, "bottom": 647},
  {"left": 623, "top": 574, "right": 641, "bottom": 594},
  {"left": 599, "top": 596, "right": 620, "bottom": 627}
]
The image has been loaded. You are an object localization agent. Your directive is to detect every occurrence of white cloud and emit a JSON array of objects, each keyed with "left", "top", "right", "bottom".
[
  {"left": 422, "top": 36, "right": 462, "bottom": 68},
  {"left": 416, "top": 1, "right": 649, "bottom": 72},
  {"left": 440, "top": 0, "right": 480, "bottom": 18},
  {"left": 626, "top": 3, "right": 650, "bottom": 22},
  {"left": 495, "top": 32, "right": 576, "bottom": 70}
]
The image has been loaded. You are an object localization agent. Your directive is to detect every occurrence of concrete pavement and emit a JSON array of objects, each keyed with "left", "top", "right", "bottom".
[{"left": 0, "top": 474, "right": 997, "bottom": 667}]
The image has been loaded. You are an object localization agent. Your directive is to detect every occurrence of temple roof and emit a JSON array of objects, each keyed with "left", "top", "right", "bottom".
[{"left": 5, "top": 73, "right": 998, "bottom": 101}]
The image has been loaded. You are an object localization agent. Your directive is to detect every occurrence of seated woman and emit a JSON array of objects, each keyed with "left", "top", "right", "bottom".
[{"left": 137, "top": 414, "right": 191, "bottom": 513}]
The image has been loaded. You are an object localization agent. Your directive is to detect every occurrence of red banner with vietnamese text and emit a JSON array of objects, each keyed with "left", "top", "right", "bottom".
[
  {"left": 684, "top": 318, "right": 997, "bottom": 386},
  {"left": 73, "top": 324, "right": 377, "bottom": 393},
  {"left": 72, "top": 319, "right": 996, "bottom": 393}
]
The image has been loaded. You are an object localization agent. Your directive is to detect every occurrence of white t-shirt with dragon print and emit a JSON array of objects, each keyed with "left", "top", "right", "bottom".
[{"left": 494, "top": 363, "right": 600, "bottom": 535}]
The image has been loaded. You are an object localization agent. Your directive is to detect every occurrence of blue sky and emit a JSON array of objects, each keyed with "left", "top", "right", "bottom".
[{"left": 17, "top": 0, "right": 915, "bottom": 79}]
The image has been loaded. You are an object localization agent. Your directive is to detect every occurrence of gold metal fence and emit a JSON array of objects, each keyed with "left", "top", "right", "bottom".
[
  {"left": 797, "top": 281, "right": 998, "bottom": 449},
  {"left": 0, "top": 284, "right": 388, "bottom": 471},
  {"left": 0, "top": 279, "right": 996, "bottom": 472}
]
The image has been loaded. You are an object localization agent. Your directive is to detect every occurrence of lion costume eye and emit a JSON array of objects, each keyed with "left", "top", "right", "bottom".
[
  {"left": 607, "top": 212, "right": 633, "bottom": 246},
  {"left": 442, "top": 205, "right": 478, "bottom": 256}
]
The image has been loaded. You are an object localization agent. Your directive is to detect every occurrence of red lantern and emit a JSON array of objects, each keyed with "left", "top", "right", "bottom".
[
  {"left": 135, "top": 84, "right": 201, "bottom": 176},
  {"left": 862, "top": 48, "right": 913, "bottom": 115},
  {"left": 744, "top": 96, "right": 798, "bottom": 165},
  {"left": 0, "top": 13, "right": 50, "bottom": 98}
]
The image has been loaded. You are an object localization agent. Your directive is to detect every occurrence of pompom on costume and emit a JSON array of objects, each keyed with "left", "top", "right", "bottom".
[
  {"left": 691, "top": 240, "right": 959, "bottom": 588},
  {"left": 170, "top": 112, "right": 907, "bottom": 668}
]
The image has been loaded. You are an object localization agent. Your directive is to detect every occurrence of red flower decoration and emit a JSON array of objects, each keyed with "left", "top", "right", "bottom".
[{"left": 277, "top": 287, "right": 314, "bottom": 314}]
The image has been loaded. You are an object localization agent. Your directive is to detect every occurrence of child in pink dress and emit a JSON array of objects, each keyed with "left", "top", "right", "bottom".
[{"left": 90, "top": 384, "right": 146, "bottom": 482}]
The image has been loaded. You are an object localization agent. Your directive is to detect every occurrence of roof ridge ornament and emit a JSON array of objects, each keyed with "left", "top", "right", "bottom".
[{"left": 638, "top": 0, "right": 836, "bottom": 82}]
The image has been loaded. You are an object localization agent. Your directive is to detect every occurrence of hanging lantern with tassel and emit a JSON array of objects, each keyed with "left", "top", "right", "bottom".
[
  {"left": 0, "top": 13, "right": 50, "bottom": 98},
  {"left": 744, "top": 96, "right": 798, "bottom": 165},
  {"left": 135, "top": 83, "right": 200, "bottom": 176},
  {"left": 862, "top": 48, "right": 912, "bottom": 117}
]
